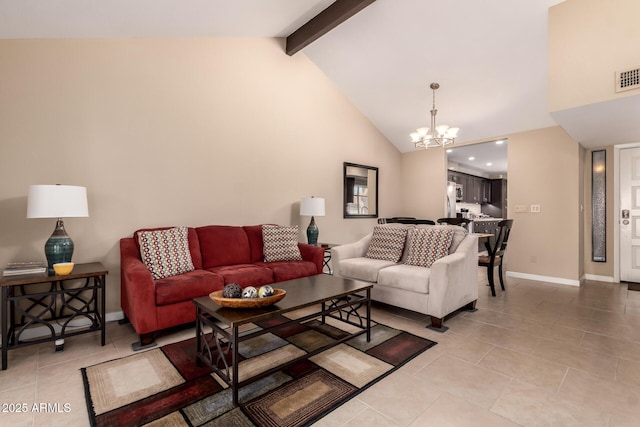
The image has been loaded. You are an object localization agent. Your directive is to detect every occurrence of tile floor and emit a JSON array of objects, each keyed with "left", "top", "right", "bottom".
[{"left": 1, "top": 271, "right": 640, "bottom": 426}]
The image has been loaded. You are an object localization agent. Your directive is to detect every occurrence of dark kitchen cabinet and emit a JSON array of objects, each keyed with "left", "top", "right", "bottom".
[
  {"left": 448, "top": 171, "right": 491, "bottom": 204},
  {"left": 481, "top": 180, "right": 492, "bottom": 203},
  {"left": 490, "top": 179, "right": 508, "bottom": 218},
  {"left": 467, "top": 175, "right": 490, "bottom": 204}
]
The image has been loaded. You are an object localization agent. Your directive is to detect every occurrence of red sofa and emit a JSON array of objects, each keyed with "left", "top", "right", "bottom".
[{"left": 120, "top": 225, "right": 324, "bottom": 348}]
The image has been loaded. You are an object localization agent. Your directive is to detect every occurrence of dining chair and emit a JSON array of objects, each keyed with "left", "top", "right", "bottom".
[
  {"left": 395, "top": 218, "right": 436, "bottom": 225},
  {"left": 437, "top": 217, "right": 470, "bottom": 228},
  {"left": 378, "top": 217, "right": 416, "bottom": 224},
  {"left": 478, "top": 219, "right": 513, "bottom": 296}
]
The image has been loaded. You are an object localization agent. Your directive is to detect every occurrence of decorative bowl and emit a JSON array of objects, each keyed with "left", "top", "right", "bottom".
[
  {"left": 53, "top": 262, "right": 74, "bottom": 276},
  {"left": 209, "top": 288, "right": 286, "bottom": 309}
]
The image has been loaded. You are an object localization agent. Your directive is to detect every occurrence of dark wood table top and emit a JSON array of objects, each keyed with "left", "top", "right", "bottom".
[
  {"left": 0, "top": 262, "right": 108, "bottom": 287},
  {"left": 193, "top": 274, "right": 371, "bottom": 327}
]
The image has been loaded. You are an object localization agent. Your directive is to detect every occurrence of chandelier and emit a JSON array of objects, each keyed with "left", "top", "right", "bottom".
[{"left": 410, "top": 82, "right": 459, "bottom": 149}]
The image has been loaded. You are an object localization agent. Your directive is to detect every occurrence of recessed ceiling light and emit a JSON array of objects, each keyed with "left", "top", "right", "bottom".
[
  {"left": 495, "top": 140, "right": 504, "bottom": 145},
  {"left": 468, "top": 157, "right": 475, "bottom": 161},
  {"left": 486, "top": 162, "right": 492, "bottom": 166}
]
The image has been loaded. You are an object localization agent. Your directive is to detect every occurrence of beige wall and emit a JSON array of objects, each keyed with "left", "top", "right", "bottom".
[
  {"left": 400, "top": 148, "right": 448, "bottom": 220},
  {"left": 549, "top": 0, "right": 640, "bottom": 111},
  {"left": 507, "top": 126, "right": 582, "bottom": 281},
  {"left": 0, "top": 38, "right": 402, "bottom": 314},
  {"left": 583, "top": 145, "right": 615, "bottom": 277}
]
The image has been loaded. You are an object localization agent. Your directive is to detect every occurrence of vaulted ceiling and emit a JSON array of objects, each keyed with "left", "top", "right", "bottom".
[{"left": 3, "top": 0, "right": 636, "bottom": 154}]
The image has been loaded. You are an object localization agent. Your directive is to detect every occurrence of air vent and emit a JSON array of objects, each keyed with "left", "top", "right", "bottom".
[{"left": 616, "top": 67, "right": 640, "bottom": 92}]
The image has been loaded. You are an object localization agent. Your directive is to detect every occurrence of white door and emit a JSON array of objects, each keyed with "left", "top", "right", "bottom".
[{"left": 620, "top": 147, "right": 640, "bottom": 282}]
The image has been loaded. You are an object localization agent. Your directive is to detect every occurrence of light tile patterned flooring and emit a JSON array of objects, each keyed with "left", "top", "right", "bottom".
[{"left": 2, "top": 270, "right": 640, "bottom": 426}]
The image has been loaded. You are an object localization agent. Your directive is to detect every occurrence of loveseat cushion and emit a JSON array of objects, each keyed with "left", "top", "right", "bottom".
[
  {"left": 377, "top": 264, "right": 431, "bottom": 294},
  {"left": 262, "top": 225, "right": 303, "bottom": 262},
  {"left": 137, "top": 227, "right": 196, "bottom": 280},
  {"left": 197, "top": 226, "right": 251, "bottom": 268},
  {"left": 365, "top": 226, "right": 408, "bottom": 262},
  {"left": 206, "top": 264, "right": 274, "bottom": 287},
  {"left": 405, "top": 228, "right": 454, "bottom": 267},
  {"left": 255, "top": 260, "right": 318, "bottom": 282},
  {"left": 338, "top": 257, "right": 398, "bottom": 282},
  {"left": 417, "top": 224, "right": 467, "bottom": 254},
  {"left": 155, "top": 270, "right": 224, "bottom": 306}
]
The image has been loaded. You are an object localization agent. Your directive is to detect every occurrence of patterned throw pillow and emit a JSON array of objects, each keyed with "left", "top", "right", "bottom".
[
  {"left": 405, "top": 228, "right": 454, "bottom": 267},
  {"left": 262, "top": 225, "right": 303, "bottom": 262},
  {"left": 365, "top": 226, "right": 408, "bottom": 262},
  {"left": 138, "top": 226, "right": 195, "bottom": 280}
]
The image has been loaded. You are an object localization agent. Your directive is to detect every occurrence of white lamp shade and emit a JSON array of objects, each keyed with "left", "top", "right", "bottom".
[
  {"left": 27, "top": 185, "right": 89, "bottom": 218},
  {"left": 300, "top": 197, "right": 325, "bottom": 217}
]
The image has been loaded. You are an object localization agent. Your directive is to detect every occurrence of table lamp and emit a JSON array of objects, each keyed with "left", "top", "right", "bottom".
[
  {"left": 300, "top": 196, "right": 325, "bottom": 245},
  {"left": 27, "top": 184, "right": 89, "bottom": 272}
]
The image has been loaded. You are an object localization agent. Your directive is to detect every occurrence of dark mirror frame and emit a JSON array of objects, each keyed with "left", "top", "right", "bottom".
[{"left": 343, "top": 162, "right": 378, "bottom": 218}]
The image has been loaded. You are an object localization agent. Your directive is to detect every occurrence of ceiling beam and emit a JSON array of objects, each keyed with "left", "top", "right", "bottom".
[{"left": 286, "top": 0, "right": 376, "bottom": 56}]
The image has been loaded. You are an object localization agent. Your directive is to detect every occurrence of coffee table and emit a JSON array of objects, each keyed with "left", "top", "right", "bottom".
[{"left": 192, "top": 274, "right": 372, "bottom": 406}]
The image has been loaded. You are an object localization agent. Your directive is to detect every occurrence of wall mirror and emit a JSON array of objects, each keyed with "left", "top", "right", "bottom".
[{"left": 343, "top": 162, "right": 378, "bottom": 218}]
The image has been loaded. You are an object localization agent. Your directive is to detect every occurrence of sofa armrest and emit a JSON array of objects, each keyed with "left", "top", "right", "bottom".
[
  {"left": 298, "top": 243, "right": 324, "bottom": 274},
  {"left": 427, "top": 234, "right": 479, "bottom": 319},
  {"left": 120, "top": 237, "right": 158, "bottom": 335},
  {"left": 331, "top": 233, "right": 372, "bottom": 278}
]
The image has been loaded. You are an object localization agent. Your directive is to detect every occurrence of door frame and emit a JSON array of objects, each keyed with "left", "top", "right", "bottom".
[{"left": 614, "top": 142, "right": 640, "bottom": 283}]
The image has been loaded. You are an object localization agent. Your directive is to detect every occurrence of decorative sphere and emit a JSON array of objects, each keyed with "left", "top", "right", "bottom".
[
  {"left": 242, "top": 286, "right": 258, "bottom": 299},
  {"left": 222, "top": 283, "right": 243, "bottom": 298},
  {"left": 258, "top": 285, "right": 274, "bottom": 298}
]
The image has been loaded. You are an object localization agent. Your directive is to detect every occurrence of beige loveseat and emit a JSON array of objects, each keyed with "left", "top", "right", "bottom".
[{"left": 331, "top": 224, "right": 478, "bottom": 331}]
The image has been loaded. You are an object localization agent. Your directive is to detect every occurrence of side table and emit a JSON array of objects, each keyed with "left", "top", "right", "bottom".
[
  {"left": 319, "top": 243, "right": 338, "bottom": 275},
  {"left": 1, "top": 262, "right": 108, "bottom": 370}
]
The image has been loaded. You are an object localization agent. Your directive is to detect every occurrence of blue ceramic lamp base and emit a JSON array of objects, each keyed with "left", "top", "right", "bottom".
[
  {"left": 306, "top": 216, "right": 319, "bottom": 246},
  {"left": 45, "top": 218, "right": 74, "bottom": 272}
]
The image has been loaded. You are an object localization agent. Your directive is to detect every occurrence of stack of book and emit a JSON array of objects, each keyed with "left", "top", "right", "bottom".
[{"left": 3, "top": 261, "right": 47, "bottom": 276}]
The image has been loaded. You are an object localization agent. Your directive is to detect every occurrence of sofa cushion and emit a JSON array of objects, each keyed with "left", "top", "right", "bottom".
[
  {"left": 255, "top": 260, "right": 318, "bottom": 282},
  {"left": 155, "top": 270, "right": 224, "bottom": 306},
  {"left": 365, "top": 226, "right": 408, "bottom": 262},
  {"left": 338, "top": 257, "right": 398, "bottom": 282},
  {"left": 244, "top": 225, "right": 267, "bottom": 263},
  {"left": 262, "top": 225, "right": 303, "bottom": 262},
  {"left": 417, "top": 224, "right": 467, "bottom": 253},
  {"left": 196, "top": 226, "right": 251, "bottom": 268},
  {"left": 377, "top": 264, "right": 431, "bottom": 294},
  {"left": 137, "top": 226, "right": 195, "bottom": 280},
  {"left": 405, "top": 228, "right": 454, "bottom": 267},
  {"left": 207, "top": 264, "right": 274, "bottom": 287}
]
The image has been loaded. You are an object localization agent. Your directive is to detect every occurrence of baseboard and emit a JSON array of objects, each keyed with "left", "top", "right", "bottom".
[
  {"left": 0, "top": 310, "right": 125, "bottom": 343},
  {"left": 506, "top": 271, "right": 580, "bottom": 287},
  {"left": 583, "top": 274, "right": 617, "bottom": 283}
]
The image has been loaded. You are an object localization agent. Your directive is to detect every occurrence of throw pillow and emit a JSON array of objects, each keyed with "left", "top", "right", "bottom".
[
  {"left": 262, "top": 225, "right": 303, "bottom": 262},
  {"left": 365, "top": 226, "right": 408, "bottom": 262},
  {"left": 138, "top": 226, "right": 195, "bottom": 280},
  {"left": 405, "top": 228, "right": 454, "bottom": 267}
]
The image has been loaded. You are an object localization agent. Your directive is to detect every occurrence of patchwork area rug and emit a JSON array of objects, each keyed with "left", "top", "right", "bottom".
[{"left": 82, "top": 317, "right": 436, "bottom": 427}]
